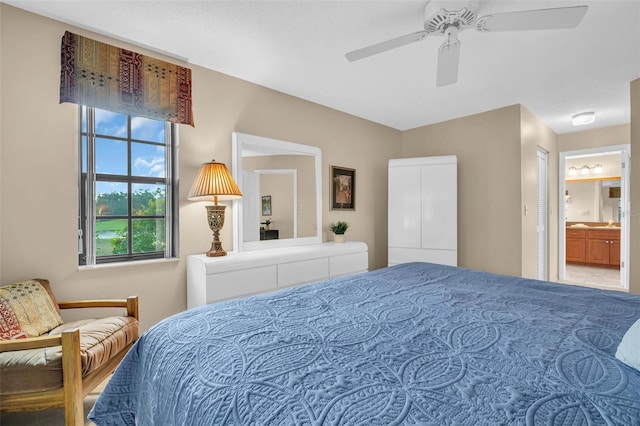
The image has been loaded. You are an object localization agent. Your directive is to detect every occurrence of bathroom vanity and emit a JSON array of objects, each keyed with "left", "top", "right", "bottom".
[{"left": 566, "top": 223, "right": 620, "bottom": 268}]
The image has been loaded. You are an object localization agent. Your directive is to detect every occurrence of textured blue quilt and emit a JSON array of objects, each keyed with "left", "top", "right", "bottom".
[{"left": 89, "top": 262, "right": 640, "bottom": 425}]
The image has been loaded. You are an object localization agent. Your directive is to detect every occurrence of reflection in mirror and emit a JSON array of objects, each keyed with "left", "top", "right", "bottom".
[
  {"left": 232, "top": 132, "right": 322, "bottom": 252},
  {"left": 243, "top": 169, "right": 297, "bottom": 241},
  {"left": 565, "top": 179, "right": 621, "bottom": 222}
]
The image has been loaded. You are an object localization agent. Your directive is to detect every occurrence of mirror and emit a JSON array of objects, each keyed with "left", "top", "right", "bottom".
[
  {"left": 232, "top": 132, "right": 322, "bottom": 251},
  {"left": 565, "top": 179, "right": 622, "bottom": 222}
]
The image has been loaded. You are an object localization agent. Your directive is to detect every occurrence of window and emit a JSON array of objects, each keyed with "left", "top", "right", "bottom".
[{"left": 79, "top": 106, "right": 178, "bottom": 265}]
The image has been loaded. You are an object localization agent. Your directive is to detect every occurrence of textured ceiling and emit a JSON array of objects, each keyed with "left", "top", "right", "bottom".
[{"left": 5, "top": 0, "right": 640, "bottom": 134}]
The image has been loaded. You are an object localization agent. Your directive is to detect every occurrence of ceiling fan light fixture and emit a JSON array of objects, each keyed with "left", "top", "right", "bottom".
[{"left": 572, "top": 112, "right": 595, "bottom": 126}]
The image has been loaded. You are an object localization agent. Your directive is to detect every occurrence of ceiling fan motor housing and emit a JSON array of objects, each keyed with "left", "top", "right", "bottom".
[{"left": 424, "top": 7, "right": 477, "bottom": 35}]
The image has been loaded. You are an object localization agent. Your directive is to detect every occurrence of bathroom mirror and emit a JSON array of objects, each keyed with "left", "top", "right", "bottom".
[
  {"left": 232, "top": 132, "right": 322, "bottom": 252},
  {"left": 565, "top": 179, "right": 622, "bottom": 222}
]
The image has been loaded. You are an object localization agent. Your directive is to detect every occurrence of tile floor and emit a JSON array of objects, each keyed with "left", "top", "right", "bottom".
[{"left": 562, "top": 264, "right": 622, "bottom": 290}]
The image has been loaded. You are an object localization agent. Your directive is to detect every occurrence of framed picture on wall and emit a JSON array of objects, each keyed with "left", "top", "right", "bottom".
[
  {"left": 261, "top": 195, "right": 272, "bottom": 216},
  {"left": 331, "top": 166, "right": 355, "bottom": 210}
]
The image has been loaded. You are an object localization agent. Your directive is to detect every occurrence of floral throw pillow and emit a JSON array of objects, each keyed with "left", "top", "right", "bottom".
[{"left": 0, "top": 280, "right": 63, "bottom": 339}]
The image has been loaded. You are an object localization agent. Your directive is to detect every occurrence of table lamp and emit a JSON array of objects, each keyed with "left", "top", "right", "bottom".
[{"left": 188, "top": 160, "right": 242, "bottom": 257}]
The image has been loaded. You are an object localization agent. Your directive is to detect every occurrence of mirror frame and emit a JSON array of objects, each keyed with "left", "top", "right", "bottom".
[{"left": 232, "top": 132, "right": 322, "bottom": 252}]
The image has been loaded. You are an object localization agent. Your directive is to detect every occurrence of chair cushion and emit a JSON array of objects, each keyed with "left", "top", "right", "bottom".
[
  {"left": 0, "top": 316, "right": 139, "bottom": 394},
  {"left": 0, "top": 279, "right": 63, "bottom": 339}
]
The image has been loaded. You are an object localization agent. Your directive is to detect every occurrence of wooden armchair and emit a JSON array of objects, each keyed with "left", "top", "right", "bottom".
[{"left": 0, "top": 279, "right": 139, "bottom": 426}]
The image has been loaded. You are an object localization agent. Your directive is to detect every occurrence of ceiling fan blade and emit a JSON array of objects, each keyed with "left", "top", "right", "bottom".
[
  {"left": 477, "top": 5, "right": 588, "bottom": 32},
  {"left": 436, "top": 40, "right": 461, "bottom": 87},
  {"left": 345, "top": 31, "right": 428, "bottom": 62}
]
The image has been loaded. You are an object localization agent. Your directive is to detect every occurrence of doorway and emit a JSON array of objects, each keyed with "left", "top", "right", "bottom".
[{"left": 558, "top": 145, "right": 630, "bottom": 290}]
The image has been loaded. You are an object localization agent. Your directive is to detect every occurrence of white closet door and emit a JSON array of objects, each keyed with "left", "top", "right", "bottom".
[
  {"left": 388, "top": 165, "right": 421, "bottom": 249},
  {"left": 421, "top": 163, "right": 457, "bottom": 250},
  {"left": 389, "top": 156, "right": 457, "bottom": 267}
]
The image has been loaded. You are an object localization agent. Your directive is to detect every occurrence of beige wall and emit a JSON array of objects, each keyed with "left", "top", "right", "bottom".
[
  {"left": 557, "top": 124, "right": 630, "bottom": 152},
  {"left": 520, "top": 106, "right": 559, "bottom": 280},
  {"left": 0, "top": 5, "right": 401, "bottom": 330},
  {"left": 630, "top": 78, "right": 640, "bottom": 294},
  {"left": 402, "top": 105, "right": 524, "bottom": 277},
  {"left": 0, "top": 3, "right": 3, "bottom": 280}
]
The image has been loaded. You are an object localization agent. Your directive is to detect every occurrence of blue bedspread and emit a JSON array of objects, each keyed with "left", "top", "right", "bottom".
[{"left": 89, "top": 262, "right": 640, "bottom": 425}]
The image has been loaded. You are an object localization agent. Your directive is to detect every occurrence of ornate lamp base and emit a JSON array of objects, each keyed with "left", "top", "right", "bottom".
[{"left": 205, "top": 204, "right": 227, "bottom": 257}]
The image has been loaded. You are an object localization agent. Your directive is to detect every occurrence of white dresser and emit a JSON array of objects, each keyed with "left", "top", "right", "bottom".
[{"left": 187, "top": 241, "right": 368, "bottom": 309}]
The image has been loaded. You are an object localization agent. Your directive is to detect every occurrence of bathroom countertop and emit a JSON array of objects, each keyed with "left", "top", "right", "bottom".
[
  {"left": 568, "top": 223, "right": 620, "bottom": 230},
  {"left": 587, "top": 226, "right": 621, "bottom": 230}
]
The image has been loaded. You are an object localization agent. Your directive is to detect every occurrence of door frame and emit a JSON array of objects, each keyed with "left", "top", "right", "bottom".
[
  {"left": 558, "top": 144, "right": 630, "bottom": 289},
  {"left": 537, "top": 147, "right": 548, "bottom": 281}
]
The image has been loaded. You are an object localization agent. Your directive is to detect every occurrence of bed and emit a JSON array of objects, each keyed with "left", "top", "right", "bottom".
[{"left": 89, "top": 262, "right": 640, "bottom": 425}]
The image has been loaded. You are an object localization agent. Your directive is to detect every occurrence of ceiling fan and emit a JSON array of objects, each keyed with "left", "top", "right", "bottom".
[{"left": 345, "top": 1, "right": 588, "bottom": 87}]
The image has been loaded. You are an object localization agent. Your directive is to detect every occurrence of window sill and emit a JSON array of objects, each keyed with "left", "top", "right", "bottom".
[{"left": 78, "top": 257, "right": 180, "bottom": 271}]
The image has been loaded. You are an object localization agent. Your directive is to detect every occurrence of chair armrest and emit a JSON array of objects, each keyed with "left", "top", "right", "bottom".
[
  {"left": 58, "top": 299, "right": 128, "bottom": 309},
  {"left": 0, "top": 333, "right": 63, "bottom": 352},
  {"left": 58, "top": 296, "right": 138, "bottom": 320}
]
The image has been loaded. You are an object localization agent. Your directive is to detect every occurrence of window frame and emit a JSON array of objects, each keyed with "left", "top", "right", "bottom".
[{"left": 79, "top": 106, "right": 179, "bottom": 266}]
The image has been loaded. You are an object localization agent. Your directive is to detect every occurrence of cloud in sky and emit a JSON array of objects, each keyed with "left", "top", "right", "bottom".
[
  {"left": 95, "top": 109, "right": 127, "bottom": 137},
  {"left": 134, "top": 156, "right": 165, "bottom": 177},
  {"left": 132, "top": 116, "right": 165, "bottom": 142}
]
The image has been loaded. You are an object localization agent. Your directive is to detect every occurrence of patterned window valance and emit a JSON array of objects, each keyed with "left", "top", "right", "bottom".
[{"left": 60, "top": 31, "right": 194, "bottom": 126}]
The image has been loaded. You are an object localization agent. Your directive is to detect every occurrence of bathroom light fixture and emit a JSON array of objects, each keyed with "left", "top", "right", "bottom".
[
  {"left": 568, "top": 163, "right": 605, "bottom": 176},
  {"left": 572, "top": 112, "right": 595, "bottom": 126}
]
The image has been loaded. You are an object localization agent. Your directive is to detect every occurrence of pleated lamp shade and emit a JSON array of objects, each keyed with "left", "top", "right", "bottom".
[{"left": 188, "top": 160, "right": 242, "bottom": 202}]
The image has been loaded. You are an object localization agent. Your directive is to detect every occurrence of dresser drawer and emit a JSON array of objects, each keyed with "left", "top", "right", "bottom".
[
  {"left": 206, "top": 266, "right": 277, "bottom": 303},
  {"left": 330, "top": 252, "right": 368, "bottom": 277},
  {"left": 278, "top": 258, "right": 329, "bottom": 288}
]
